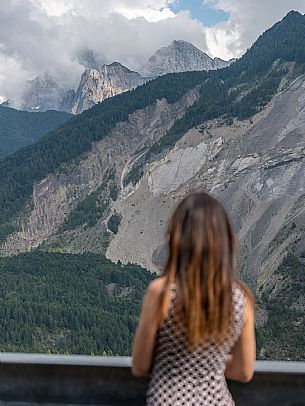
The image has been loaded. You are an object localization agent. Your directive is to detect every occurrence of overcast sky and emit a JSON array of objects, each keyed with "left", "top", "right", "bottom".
[{"left": 1, "top": 0, "right": 305, "bottom": 103}]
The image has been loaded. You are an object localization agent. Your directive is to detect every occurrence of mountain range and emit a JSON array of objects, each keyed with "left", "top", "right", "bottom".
[
  {"left": 1, "top": 10, "right": 305, "bottom": 359},
  {"left": 3, "top": 40, "right": 231, "bottom": 115}
]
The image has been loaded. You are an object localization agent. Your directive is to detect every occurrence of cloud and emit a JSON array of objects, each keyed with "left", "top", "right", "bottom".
[
  {"left": 66, "top": 0, "right": 176, "bottom": 22},
  {"left": 0, "top": 55, "right": 30, "bottom": 105},
  {"left": 1, "top": 0, "right": 305, "bottom": 104},
  {"left": 204, "top": 0, "right": 305, "bottom": 59},
  {"left": 0, "top": 0, "right": 84, "bottom": 102},
  {"left": 34, "top": 0, "right": 175, "bottom": 20},
  {"left": 0, "top": 0, "right": 208, "bottom": 103}
]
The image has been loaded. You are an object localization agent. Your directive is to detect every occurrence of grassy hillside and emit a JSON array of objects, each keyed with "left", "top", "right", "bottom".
[{"left": 0, "top": 106, "right": 71, "bottom": 157}]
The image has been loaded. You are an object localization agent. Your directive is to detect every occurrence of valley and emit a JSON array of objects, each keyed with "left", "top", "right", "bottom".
[{"left": 0, "top": 10, "right": 305, "bottom": 359}]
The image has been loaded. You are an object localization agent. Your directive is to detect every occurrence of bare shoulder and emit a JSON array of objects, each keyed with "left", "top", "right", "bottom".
[
  {"left": 140, "top": 276, "right": 166, "bottom": 322},
  {"left": 243, "top": 294, "right": 255, "bottom": 324},
  {"left": 147, "top": 276, "right": 166, "bottom": 297},
  {"left": 234, "top": 280, "right": 255, "bottom": 307}
]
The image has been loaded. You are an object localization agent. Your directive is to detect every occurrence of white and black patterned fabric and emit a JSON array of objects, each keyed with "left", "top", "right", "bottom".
[{"left": 147, "top": 283, "right": 245, "bottom": 405}]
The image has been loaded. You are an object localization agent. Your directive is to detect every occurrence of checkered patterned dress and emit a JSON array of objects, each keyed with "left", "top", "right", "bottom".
[{"left": 147, "top": 284, "right": 245, "bottom": 405}]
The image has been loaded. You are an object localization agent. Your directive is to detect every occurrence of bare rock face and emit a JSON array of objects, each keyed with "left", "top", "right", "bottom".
[
  {"left": 22, "top": 73, "right": 67, "bottom": 112},
  {"left": 140, "top": 40, "right": 232, "bottom": 77},
  {"left": 106, "top": 74, "right": 305, "bottom": 282},
  {"left": 59, "top": 89, "right": 76, "bottom": 113},
  {"left": 70, "top": 63, "right": 146, "bottom": 114},
  {"left": 0, "top": 89, "right": 199, "bottom": 257},
  {"left": 5, "top": 71, "right": 305, "bottom": 286},
  {"left": 3, "top": 67, "right": 305, "bottom": 300}
]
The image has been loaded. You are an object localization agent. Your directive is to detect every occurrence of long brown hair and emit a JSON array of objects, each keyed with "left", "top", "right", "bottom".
[{"left": 159, "top": 191, "right": 247, "bottom": 347}]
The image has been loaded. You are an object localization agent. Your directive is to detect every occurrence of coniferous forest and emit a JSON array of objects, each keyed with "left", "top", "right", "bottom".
[
  {"left": 0, "top": 106, "right": 71, "bottom": 158},
  {"left": 0, "top": 252, "right": 154, "bottom": 355},
  {"left": 0, "top": 250, "right": 303, "bottom": 359}
]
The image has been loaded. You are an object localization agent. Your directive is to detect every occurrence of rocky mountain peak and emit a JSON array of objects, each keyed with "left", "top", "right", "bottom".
[
  {"left": 140, "top": 40, "right": 231, "bottom": 77},
  {"left": 284, "top": 10, "right": 303, "bottom": 20},
  {"left": 22, "top": 73, "right": 67, "bottom": 112},
  {"left": 171, "top": 39, "right": 201, "bottom": 51},
  {"left": 89, "top": 62, "right": 137, "bottom": 78},
  {"left": 69, "top": 62, "right": 146, "bottom": 114}
]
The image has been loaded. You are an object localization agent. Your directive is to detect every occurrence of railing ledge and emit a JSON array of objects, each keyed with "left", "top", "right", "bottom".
[{"left": 0, "top": 354, "right": 304, "bottom": 405}]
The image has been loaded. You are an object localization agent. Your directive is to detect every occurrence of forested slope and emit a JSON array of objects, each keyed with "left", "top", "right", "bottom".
[
  {"left": 0, "top": 106, "right": 71, "bottom": 157},
  {"left": 0, "top": 252, "right": 154, "bottom": 355}
]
